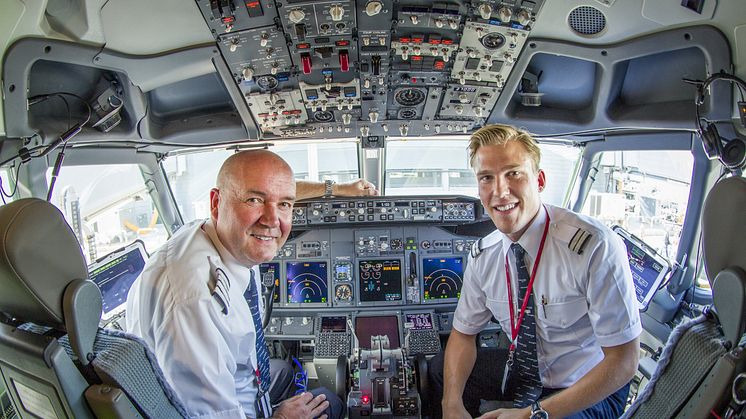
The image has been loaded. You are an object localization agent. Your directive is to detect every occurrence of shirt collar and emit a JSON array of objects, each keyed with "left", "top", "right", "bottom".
[
  {"left": 500, "top": 204, "right": 548, "bottom": 261},
  {"left": 203, "top": 219, "right": 255, "bottom": 289}
]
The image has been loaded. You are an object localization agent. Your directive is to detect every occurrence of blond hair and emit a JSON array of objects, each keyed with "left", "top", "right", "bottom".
[{"left": 468, "top": 124, "right": 541, "bottom": 172}]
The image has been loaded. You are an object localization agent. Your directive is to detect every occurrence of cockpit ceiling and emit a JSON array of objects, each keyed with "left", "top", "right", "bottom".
[{"left": 1, "top": 0, "right": 744, "bottom": 149}]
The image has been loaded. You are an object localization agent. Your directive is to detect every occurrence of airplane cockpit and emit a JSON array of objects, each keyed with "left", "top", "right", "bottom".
[{"left": 1, "top": 0, "right": 746, "bottom": 418}]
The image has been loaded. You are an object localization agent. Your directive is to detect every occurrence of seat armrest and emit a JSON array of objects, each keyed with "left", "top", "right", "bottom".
[{"left": 84, "top": 384, "right": 142, "bottom": 418}]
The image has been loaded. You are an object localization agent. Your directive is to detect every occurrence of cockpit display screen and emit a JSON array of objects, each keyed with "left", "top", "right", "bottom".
[
  {"left": 88, "top": 242, "right": 147, "bottom": 319},
  {"left": 613, "top": 226, "right": 671, "bottom": 311},
  {"left": 260, "top": 262, "right": 280, "bottom": 303},
  {"left": 423, "top": 257, "right": 464, "bottom": 300},
  {"left": 358, "top": 259, "right": 403, "bottom": 303},
  {"left": 404, "top": 313, "right": 434, "bottom": 330},
  {"left": 286, "top": 261, "right": 328, "bottom": 304}
]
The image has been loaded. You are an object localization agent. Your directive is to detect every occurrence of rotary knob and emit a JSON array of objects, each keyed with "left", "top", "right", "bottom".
[
  {"left": 288, "top": 9, "right": 305, "bottom": 24},
  {"left": 329, "top": 4, "right": 345, "bottom": 21},
  {"left": 365, "top": 0, "right": 383, "bottom": 16},
  {"left": 358, "top": 208, "right": 365, "bottom": 215}
]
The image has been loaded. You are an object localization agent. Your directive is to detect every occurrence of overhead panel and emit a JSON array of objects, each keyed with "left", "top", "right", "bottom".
[{"left": 194, "top": 0, "right": 545, "bottom": 139}]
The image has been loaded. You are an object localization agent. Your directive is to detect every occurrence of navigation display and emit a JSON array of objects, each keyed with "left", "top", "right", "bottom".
[
  {"left": 423, "top": 257, "right": 464, "bottom": 300},
  {"left": 613, "top": 226, "right": 671, "bottom": 310},
  {"left": 358, "top": 259, "right": 403, "bottom": 303},
  {"left": 88, "top": 242, "right": 147, "bottom": 318},
  {"left": 286, "top": 261, "right": 328, "bottom": 304}
]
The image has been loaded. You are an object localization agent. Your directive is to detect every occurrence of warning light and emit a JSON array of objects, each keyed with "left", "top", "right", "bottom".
[{"left": 362, "top": 395, "right": 370, "bottom": 404}]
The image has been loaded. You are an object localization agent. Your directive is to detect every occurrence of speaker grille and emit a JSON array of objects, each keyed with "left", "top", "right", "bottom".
[{"left": 568, "top": 6, "right": 606, "bottom": 36}]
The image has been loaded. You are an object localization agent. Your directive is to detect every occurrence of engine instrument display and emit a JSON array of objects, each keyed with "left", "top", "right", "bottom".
[
  {"left": 358, "top": 259, "right": 403, "bottom": 303},
  {"left": 286, "top": 261, "right": 328, "bottom": 304},
  {"left": 423, "top": 257, "right": 464, "bottom": 300}
]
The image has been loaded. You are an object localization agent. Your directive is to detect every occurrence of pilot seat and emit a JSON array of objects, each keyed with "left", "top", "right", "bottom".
[{"left": 0, "top": 198, "right": 188, "bottom": 418}]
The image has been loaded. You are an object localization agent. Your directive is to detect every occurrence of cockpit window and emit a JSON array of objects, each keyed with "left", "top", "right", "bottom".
[
  {"left": 0, "top": 167, "right": 19, "bottom": 205},
  {"left": 164, "top": 141, "right": 359, "bottom": 222},
  {"left": 46, "top": 164, "right": 168, "bottom": 264},
  {"left": 384, "top": 138, "right": 581, "bottom": 206},
  {"left": 581, "top": 150, "right": 694, "bottom": 261}
]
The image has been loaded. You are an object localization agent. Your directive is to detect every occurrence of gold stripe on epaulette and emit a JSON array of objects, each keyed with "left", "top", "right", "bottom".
[{"left": 569, "top": 228, "right": 592, "bottom": 254}]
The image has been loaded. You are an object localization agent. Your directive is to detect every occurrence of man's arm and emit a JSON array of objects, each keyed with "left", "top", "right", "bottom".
[
  {"left": 442, "top": 328, "right": 479, "bottom": 419},
  {"left": 479, "top": 337, "right": 640, "bottom": 419},
  {"left": 296, "top": 179, "right": 379, "bottom": 200}
]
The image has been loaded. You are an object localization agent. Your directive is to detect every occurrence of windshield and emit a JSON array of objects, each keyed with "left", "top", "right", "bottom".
[
  {"left": 164, "top": 141, "right": 359, "bottom": 222},
  {"left": 384, "top": 138, "right": 582, "bottom": 206}
]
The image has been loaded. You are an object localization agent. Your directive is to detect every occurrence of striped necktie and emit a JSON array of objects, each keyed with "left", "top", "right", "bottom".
[
  {"left": 247, "top": 269, "right": 271, "bottom": 394},
  {"left": 510, "top": 243, "right": 543, "bottom": 408}
]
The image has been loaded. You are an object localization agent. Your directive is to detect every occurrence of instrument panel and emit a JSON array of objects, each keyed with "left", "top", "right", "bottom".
[{"left": 195, "top": 0, "right": 546, "bottom": 139}]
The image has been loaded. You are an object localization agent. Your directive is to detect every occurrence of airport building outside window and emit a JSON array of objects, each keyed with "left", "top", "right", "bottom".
[
  {"left": 163, "top": 141, "right": 359, "bottom": 223},
  {"left": 580, "top": 150, "right": 695, "bottom": 286},
  {"left": 384, "top": 138, "right": 581, "bottom": 207},
  {"left": 46, "top": 164, "right": 168, "bottom": 264}
]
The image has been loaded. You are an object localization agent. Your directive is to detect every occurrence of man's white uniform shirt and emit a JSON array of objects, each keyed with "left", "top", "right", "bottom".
[
  {"left": 126, "top": 219, "right": 263, "bottom": 418},
  {"left": 453, "top": 204, "right": 642, "bottom": 388}
]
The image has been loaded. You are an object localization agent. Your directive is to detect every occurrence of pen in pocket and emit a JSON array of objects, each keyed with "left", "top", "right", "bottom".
[{"left": 541, "top": 295, "right": 547, "bottom": 318}]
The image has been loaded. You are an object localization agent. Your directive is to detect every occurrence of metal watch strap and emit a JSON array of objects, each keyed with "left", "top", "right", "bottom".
[
  {"left": 324, "top": 179, "right": 335, "bottom": 197},
  {"left": 531, "top": 401, "right": 548, "bottom": 419}
]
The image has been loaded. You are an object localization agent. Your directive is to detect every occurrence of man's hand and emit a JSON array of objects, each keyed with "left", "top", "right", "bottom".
[
  {"left": 272, "top": 392, "right": 330, "bottom": 419},
  {"left": 477, "top": 407, "right": 530, "bottom": 419},
  {"left": 441, "top": 399, "right": 472, "bottom": 419},
  {"left": 335, "top": 179, "right": 379, "bottom": 197}
]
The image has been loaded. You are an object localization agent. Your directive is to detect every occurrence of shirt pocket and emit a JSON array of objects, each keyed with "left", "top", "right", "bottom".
[
  {"left": 539, "top": 297, "right": 588, "bottom": 331},
  {"left": 486, "top": 297, "right": 511, "bottom": 330}
]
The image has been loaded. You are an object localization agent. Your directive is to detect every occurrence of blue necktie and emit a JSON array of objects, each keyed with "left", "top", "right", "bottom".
[
  {"left": 247, "top": 269, "right": 271, "bottom": 394},
  {"left": 510, "top": 243, "right": 543, "bottom": 408}
]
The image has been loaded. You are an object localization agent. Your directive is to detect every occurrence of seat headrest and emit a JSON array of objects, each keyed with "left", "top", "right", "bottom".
[
  {"left": 702, "top": 176, "right": 746, "bottom": 285},
  {"left": 0, "top": 198, "right": 88, "bottom": 327}
]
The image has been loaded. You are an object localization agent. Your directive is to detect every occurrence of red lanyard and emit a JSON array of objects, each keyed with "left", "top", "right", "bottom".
[{"left": 505, "top": 206, "right": 550, "bottom": 352}]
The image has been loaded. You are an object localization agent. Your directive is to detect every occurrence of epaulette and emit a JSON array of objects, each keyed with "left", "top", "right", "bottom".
[
  {"left": 568, "top": 227, "right": 593, "bottom": 255},
  {"left": 211, "top": 266, "right": 231, "bottom": 315},
  {"left": 470, "top": 239, "right": 483, "bottom": 258},
  {"left": 470, "top": 233, "right": 501, "bottom": 258}
]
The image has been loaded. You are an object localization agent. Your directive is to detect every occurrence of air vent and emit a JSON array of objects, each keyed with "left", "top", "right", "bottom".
[{"left": 568, "top": 6, "right": 606, "bottom": 36}]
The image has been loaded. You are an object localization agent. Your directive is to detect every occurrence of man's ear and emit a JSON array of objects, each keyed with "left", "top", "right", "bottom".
[
  {"left": 209, "top": 188, "right": 220, "bottom": 220},
  {"left": 537, "top": 169, "right": 546, "bottom": 192}
]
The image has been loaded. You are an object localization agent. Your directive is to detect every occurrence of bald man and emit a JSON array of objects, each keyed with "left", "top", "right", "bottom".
[{"left": 127, "top": 150, "right": 343, "bottom": 419}]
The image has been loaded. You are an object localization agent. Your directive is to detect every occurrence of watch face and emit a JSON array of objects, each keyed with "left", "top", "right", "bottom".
[{"left": 530, "top": 411, "right": 549, "bottom": 419}]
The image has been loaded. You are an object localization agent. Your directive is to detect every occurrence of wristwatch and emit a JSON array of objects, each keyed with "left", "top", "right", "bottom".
[
  {"left": 530, "top": 401, "right": 549, "bottom": 419},
  {"left": 324, "top": 179, "right": 335, "bottom": 197}
]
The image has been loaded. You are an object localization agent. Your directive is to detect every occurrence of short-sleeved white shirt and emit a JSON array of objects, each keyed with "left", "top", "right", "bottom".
[
  {"left": 453, "top": 205, "right": 642, "bottom": 388},
  {"left": 126, "top": 219, "right": 263, "bottom": 419}
]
